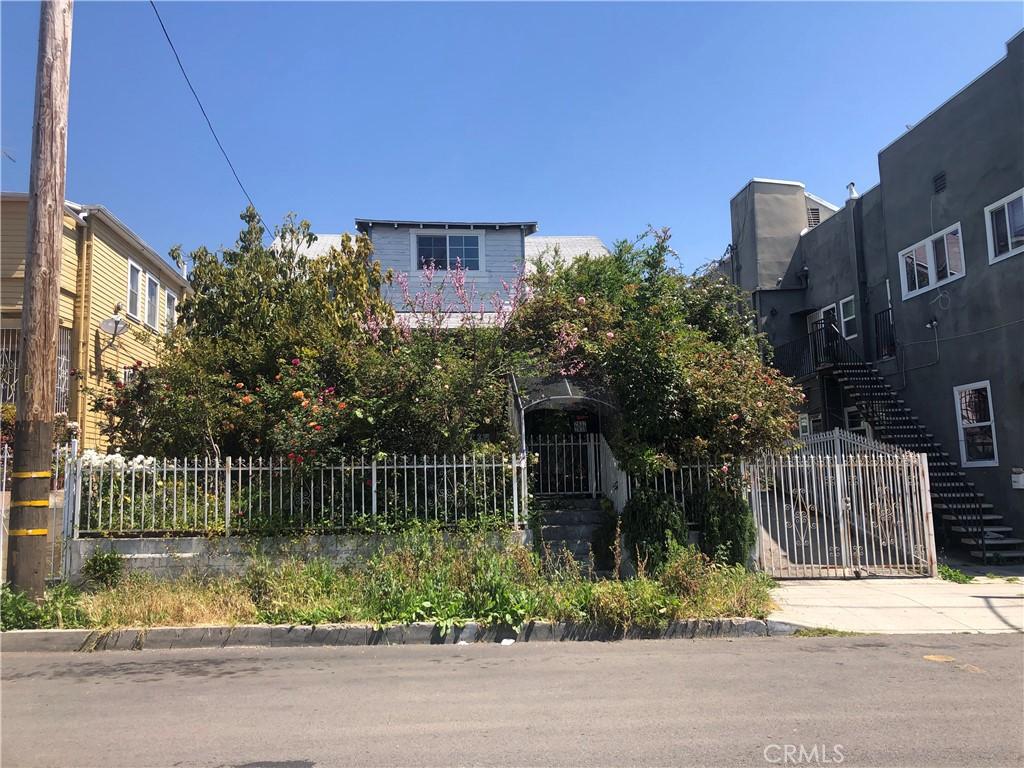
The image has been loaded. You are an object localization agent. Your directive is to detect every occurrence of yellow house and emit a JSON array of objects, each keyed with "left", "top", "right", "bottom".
[{"left": 1, "top": 192, "right": 189, "bottom": 449}]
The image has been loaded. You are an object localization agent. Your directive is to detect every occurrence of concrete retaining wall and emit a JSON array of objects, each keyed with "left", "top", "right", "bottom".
[{"left": 68, "top": 530, "right": 531, "bottom": 583}]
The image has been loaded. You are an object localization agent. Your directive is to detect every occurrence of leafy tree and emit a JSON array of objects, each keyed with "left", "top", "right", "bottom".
[{"left": 508, "top": 227, "right": 801, "bottom": 471}]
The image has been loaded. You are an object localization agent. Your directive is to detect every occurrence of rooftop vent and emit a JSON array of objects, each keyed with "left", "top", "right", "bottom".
[
  {"left": 806, "top": 207, "right": 821, "bottom": 228},
  {"left": 933, "top": 172, "right": 947, "bottom": 194}
]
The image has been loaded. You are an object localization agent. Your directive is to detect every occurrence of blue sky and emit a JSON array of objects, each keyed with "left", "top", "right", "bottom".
[{"left": 2, "top": 2, "right": 1021, "bottom": 272}]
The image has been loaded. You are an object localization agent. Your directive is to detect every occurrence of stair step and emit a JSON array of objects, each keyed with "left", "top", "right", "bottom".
[
  {"left": 942, "top": 513, "right": 1003, "bottom": 522},
  {"left": 961, "top": 537, "right": 1024, "bottom": 547},
  {"left": 970, "top": 549, "right": 1024, "bottom": 561},
  {"left": 541, "top": 509, "right": 608, "bottom": 526},
  {"left": 951, "top": 525, "right": 1012, "bottom": 534}
]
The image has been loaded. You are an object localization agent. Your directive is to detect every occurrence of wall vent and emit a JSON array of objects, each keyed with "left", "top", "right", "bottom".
[
  {"left": 806, "top": 207, "right": 821, "bottom": 228},
  {"left": 933, "top": 172, "right": 947, "bottom": 194}
]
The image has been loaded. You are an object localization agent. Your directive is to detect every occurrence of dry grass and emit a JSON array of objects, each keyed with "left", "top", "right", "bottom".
[{"left": 79, "top": 573, "right": 258, "bottom": 628}]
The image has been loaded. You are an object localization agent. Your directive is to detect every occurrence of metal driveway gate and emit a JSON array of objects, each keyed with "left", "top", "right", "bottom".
[{"left": 747, "top": 452, "right": 937, "bottom": 578}]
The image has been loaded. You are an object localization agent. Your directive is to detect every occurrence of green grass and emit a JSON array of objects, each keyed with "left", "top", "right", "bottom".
[
  {"left": 792, "top": 627, "right": 863, "bottom": 637},
  {"left": 2, "top": 525, "right": 776, "bottom": 633}
]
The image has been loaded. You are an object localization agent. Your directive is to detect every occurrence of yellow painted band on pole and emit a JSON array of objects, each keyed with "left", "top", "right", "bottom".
[
  {"left": 11, "top": 471, "right": 52, "bottom": 479},
  {"left": 8, "top": 528, "right": 48, "bottom": 536},
  {"left": 10, "top": 499, "right": 51, "bottom": 508}
]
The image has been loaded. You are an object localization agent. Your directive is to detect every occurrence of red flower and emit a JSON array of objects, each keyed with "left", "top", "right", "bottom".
[
  {"left": 287, "top": 452, "right": 296, "bottom": 460},
  {"left": 235, "top": 382, "right": 245, "bottom": 389},
  {"left": 313, "top": 424, "right": 322, "bottom": 431},
  {"left": 115, "top": 382, "right": 125, "bottom": 390},
  {"left": 291, "top": 358, "right": 301, "bottom": 366},
  {"left": 295, "top": 455, "right": 304, "bottom": 464}
]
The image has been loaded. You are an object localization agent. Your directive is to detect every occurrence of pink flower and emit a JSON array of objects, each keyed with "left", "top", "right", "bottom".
[
  {"left": 605, "top": 331, "right": 615, "bottom": 339},
  {"left": 729, "top": 413, "right": 740, "bottom": 421},
  {"left": 721, "top": 464, "right": 730, "bottom": 473},
  {"left": 291, "top": 358, "right": 300, "bottom": 366},
  {"left": 576, "top": 296, "right": 586, "bottom": 306}
]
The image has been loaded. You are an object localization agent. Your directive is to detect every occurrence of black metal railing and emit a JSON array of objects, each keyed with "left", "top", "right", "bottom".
[
  {"left": 874, "top": 308, "right": 897, "bottom": 360},
  {"left": 771, "top": 336, "right": 815, "bottom": 379}
]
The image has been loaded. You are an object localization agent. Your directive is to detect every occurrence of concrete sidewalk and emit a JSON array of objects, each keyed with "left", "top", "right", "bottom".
[{"left": 770, "top": 577, "right": 1024, "bottom": 634}]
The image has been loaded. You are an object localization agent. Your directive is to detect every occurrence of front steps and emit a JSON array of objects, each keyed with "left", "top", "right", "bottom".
[
  {"left": 831, "top": 361, "right": 1022, "bottom": 563},
  {"left": 534, "top": 496, "right": 609, "bottom": 568}
]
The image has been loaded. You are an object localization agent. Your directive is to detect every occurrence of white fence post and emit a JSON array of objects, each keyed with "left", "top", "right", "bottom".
[
  {"left": 587, "top": 435, "right": 597, "bottom": 498},
  {"left": 224, "top": 456, "right": 232, "bottom": 537},
  {"left": 919, "top": 453, "right": 937, "bottom": 577},
  {"left": 371, "top": 458, "right": 378, "bottom": 517},
  {"left": 512, "top": 453, "right": 519, "bottom": 528}
]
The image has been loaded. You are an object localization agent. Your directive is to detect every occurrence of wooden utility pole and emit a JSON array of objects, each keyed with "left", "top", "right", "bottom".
[{"left": 9, "top": 0, "right": 74, "bottom": 599}]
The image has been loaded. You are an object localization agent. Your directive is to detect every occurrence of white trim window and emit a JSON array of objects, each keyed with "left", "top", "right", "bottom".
[
  {"left": 164, "top": 291, "right": 177, "bottom": 333},
  {"left": 121, "top": 365, "right": 137, "bottom": 385},
  {"left": 953, "top": 380, "right": 998, "bottom": 467},
  {"left": 145, "top": 276, "right": 159, "bottom": 329},
  {"left": 798, "top": 413, "right": 811, "bottom": 438},
  {"left": 410, "top": 230, "right": 484, "bottom": 271},
  {"left": 984, "top": 188, "right": 1024, "bottom": 263},
  {"left": 839, "top": 295, "right": 857, "bottom": 339},
  {"left": 843, "top": 406, "right": 872, "bottom": 439},
  {"left": 898, "top": 222, "right": 965, "bottom": 299},
  {"left": 127, "top": 261, "right": 142, "bottom": 320}
]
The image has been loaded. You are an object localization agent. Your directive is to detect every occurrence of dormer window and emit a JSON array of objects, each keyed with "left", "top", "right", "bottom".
[{"left": 414, "top": 231, "right": 482, "bottom": 270}]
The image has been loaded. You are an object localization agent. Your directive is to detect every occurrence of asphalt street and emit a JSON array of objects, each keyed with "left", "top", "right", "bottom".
[{"left": 2, "top": 634, "right": 1022, "bottom": 768}]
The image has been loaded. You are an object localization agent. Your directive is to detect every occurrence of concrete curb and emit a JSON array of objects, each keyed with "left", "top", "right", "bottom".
[{"left": 1, "top": 617, "right": 796, "bottom": 652}]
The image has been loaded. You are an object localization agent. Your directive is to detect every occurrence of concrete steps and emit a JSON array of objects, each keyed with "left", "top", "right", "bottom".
[{"left": 536, "top": 496, "right": 607, "bottom": 566}]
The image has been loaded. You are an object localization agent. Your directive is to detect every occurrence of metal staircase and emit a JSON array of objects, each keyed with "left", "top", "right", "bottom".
[{"left": 810, "top": 326, "right": 1022, "bottom": 563}]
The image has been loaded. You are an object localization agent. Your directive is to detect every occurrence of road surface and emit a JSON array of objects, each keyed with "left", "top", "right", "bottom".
[{"left": 2, "top": 634, "right": 1022, "bottom": 767}]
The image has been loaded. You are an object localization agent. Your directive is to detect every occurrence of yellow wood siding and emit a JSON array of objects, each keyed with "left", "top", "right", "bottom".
[
  {"left": 80, "top": 219, "right": 184, "bottom": 449},
  {"left": 0, "top": 202, "right": 78, "bottom": 326}
]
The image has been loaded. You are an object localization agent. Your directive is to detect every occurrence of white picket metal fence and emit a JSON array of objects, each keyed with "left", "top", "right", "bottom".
[
  {"left": 67, "top": 451, "right": 528, "bottom": 537},
  {"left": 796, "top": 428, "right": 906, "bottom": 458},
  {"left": 747, "top": 452, "right": 936, "bottom": 578}
]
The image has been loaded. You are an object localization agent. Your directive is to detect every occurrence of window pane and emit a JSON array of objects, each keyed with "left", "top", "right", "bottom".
[
  {"left": 462, "top": 237, "right": 479, "bottom": 270},
  {"left": 943, "top": 229, "right": 963, "bottom": 276},
  {"left": 963, "top": 425, "right": 995, "bottom": 462},
  {"left": 165, "top": 294, "right": 176, "bottom": 332},
  {"left": 990, "top": 205, "right": 1010, "bottom": 256},
  {"left": 128, "top": 265, "right": 140, "bottom": 316},
  {"left": 1008, "top": 196, "right": 1024, "bottom": 251},
  {"left": 903, "top": 252, "right": 918, "bottom": 292},
  {"left": 959, "top": 386, "right": 991, "bottom": 425},
  {"left": 913, "top": 245, "right": 930, "bottom": 289},
  {"left": 933, "top": 235, "right": 948, "bottom": 281},
  {"left": 147, "top": 280, "right": 158, "bottom": 326},
  {"left": 417, "top": 236, "right": 447, "bottom": 270}
]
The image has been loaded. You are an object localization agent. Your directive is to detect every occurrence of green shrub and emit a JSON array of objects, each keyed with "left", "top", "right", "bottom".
[
  {"left": 621, "top": 487, "right": 688, "bottom": 569},
  {"left": 1, "top": 583, "right": 42, "bottom": 630},
  {"left": 81, "top": 547, "right": 125, "bottom": 588},
  {"left": 938, "top": 563, "right": 973, "bottom": 584},
  {"left": 681, "top": 481, "right": 755, "bottom": 566},
  {"left": 658, "top": 539, "right": 774, "bottom": 619},
  {"left": 587, "top": 578, "right": 673, "bottom": 631},
  {"left": 1, "top": 582, "right": 87, "bottom": 630},
  {"left": 243, "top": 556, "right": 359, "bottom": 625}
]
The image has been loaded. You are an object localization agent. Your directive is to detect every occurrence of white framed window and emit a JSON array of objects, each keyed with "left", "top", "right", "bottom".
[
  {"left": 121, "top": 365, "right": 137, "bottom": 385},
  {"left": 409, "top": 230, "right": 485, "bottom": 271},
  {"left": 127, "top": 261, "right": 142, "bottom": 320},
  {"left": 984, "top": 188, "right": 1024, "bottom": 264},
  {"left": 953, "top": 380, "right": 998, "bottom": 467},
  {"left": 844, "top": 406, "right": 872, "bottom": 439},
  {"left": 798, "top": 413, "right": 811, "bottom": 438},
  {"left": 164, "top": 292, "right": 177, "bottom": 333},
  {"left": 898, "top": 222, "right": 965, "bottom": 299},
  {"left": 839, "top": 295, "right": 857, "bottom": 339},
  {"left": 145, "top": 276, "right": 159, "bottom": 329}
]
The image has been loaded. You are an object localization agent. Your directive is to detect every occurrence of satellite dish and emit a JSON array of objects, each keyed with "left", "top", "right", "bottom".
[{"left": 99, "top": 315, "right": 128, "bottom": 338}]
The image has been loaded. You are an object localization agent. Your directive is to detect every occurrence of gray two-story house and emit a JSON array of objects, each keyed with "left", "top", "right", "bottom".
[{"left": 725, "top": 30, "right": 1023, "bottom": 562}]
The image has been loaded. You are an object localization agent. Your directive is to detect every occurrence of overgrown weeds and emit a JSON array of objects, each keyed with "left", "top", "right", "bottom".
[{"left": 2, "top": 523, "right": 775, "bottom": 632}]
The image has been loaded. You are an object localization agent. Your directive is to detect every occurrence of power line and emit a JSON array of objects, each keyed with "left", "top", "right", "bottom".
[{"left": 147, "top": 0, "right": 269, "bottom": 235}]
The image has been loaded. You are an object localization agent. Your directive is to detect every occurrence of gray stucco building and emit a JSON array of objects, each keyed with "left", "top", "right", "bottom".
[{"left": 725, "top": 30, "right": 1024, "bottom": 562}]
